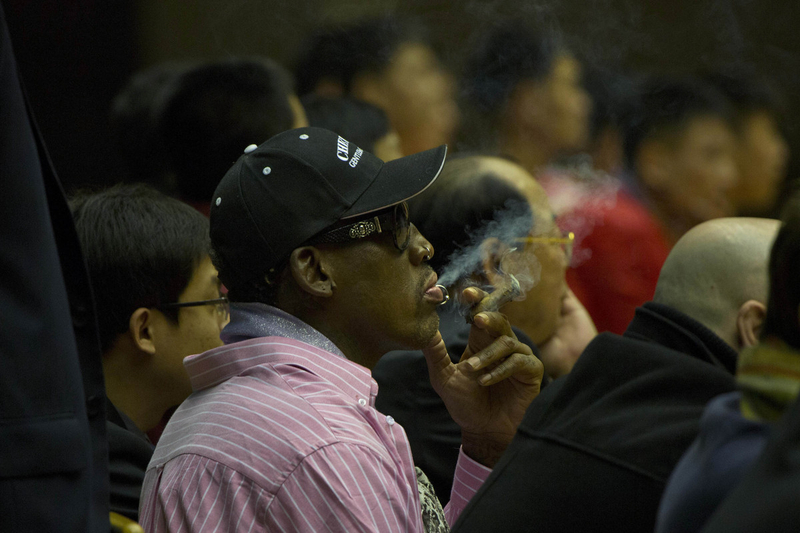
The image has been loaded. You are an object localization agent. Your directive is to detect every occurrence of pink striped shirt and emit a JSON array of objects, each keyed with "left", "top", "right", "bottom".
[{"left": 139, "top": 333, "right": 489, "bottom": 532}]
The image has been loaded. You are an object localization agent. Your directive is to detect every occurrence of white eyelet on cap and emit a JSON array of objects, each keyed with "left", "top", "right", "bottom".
[
  {"left": 299, "top": 134, "right": 309, "bottom": 140},
  {"left": 357, "top": 398, "right": 367, "bottom": 407},
  {"left": 244, "top": 144, "right": 258, "bottom": 154},
  {"left": 215, "top": 197, "right": 222, "bottom": 206},
  {"left": 262, "top": 166, "right": 271, "bottom": 175}
]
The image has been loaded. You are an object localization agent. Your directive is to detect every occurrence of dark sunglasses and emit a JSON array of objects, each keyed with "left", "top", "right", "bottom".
[{"left": 307, "top": 202, "right": 411, "bottom": 252}]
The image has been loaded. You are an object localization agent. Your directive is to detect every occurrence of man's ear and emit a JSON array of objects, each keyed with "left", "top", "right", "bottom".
[
  {"left": 737, "top": 299, "right": 767, "bottom": 348},
  {"left": 129, "top": 307, "right": 157, "bottom": 355},
  {"left": 289, "top": 246, "right": 335, "bottom": 298},
  {"left": 636, "top": 141, "right": 672, "bottom": 191}
]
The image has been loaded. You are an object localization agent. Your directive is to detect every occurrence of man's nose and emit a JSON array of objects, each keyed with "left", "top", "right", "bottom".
[{"left": 408, "top": 224, "right": 434, "bottom": 266}]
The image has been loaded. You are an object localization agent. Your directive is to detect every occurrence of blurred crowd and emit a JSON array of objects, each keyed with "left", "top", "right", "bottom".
[{"left": 5, "top": 9, "right": 800, "bottom": 533}]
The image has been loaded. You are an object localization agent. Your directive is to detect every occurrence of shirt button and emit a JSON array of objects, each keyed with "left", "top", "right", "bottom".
[
  {"left": 358, "top": 398, "right": 367, "bottom": 407},
  {"left": 386, "top": 415, "right": 395, "bottom": 426}
]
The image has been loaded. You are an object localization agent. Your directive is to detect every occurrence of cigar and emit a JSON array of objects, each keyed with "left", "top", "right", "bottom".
[{"left": 467, "top": 274, "right": 522, "bottom": 323}]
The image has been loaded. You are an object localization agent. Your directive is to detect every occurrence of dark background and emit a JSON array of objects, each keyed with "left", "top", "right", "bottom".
[{"left": 6, "top": 0, "right": 800, "bottom": 198}]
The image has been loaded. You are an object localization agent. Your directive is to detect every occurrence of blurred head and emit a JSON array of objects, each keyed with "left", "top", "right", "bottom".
[
  {"left": 302, "top": 96, "right": 402, "bottom": 161},
  {"left": 461, "top": 23, "right": 591, "bottom": 160},
  {"left": 295, "top": 17, "right": 457, "bottom": 156},
  {"left": 159, "top": 58, "right": 307, "bottom": 206},
  {"left": 625, "top": 76, "right": 738, "bottom": 235},
  {"left": 70, "top": 184, "right": 226, "bottom": 430},
  {"left": 762, "top": 196, "right": 800, "bottom": 350},
  {"left": 109, "top": 62, "right": 188, "bottom": 193},
  {"left": 210, "top": 127, "right": 447, "bottom": 368},
  {"left": 653, "top": 217, "right": 778, "bottom": 351},
  {"left": 410, "top": 155, "right": 568, "bottom": 347},
  {"left": 704, "top": 71, "right": 789, "bottom": 214}
]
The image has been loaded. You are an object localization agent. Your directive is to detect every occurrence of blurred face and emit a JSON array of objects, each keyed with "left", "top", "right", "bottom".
[
  {"left": 730, "top": 111, "right": 788, "bottom": 212},
  {"left": 322, "top": 218, "right": 440, "bottom": 367},
  {"left": 661, "top": 116, "right": 738, "bottom": 226},
  {"left": 374, "top": 43, "right": 459, "bottom": 155},
  {"left": 150, "top": 256, "right": 227, "bottom": 404},
  {"left": 517, "top": 54, "right": 592, "bottom": 155},
  {"left": 482, "top": 158, "right": 569, "bottom": 344}
]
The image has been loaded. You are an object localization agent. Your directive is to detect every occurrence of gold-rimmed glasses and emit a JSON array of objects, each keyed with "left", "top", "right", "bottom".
[{"left": 514, "top": 231, "right": 575, "bottom": 263}]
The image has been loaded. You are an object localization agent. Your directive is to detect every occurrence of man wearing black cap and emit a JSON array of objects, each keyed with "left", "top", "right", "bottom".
[{"left": 139, "top": 127, "right": 543, "bottom": 533}]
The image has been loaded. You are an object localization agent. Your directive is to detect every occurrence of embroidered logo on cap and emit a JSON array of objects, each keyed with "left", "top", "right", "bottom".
[{"left": 336, "top": 136, "right": 350, "bottom": 162}]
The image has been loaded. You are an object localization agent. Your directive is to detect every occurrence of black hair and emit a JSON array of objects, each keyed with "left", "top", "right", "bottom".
[
  {"left": 409, "top": 154, "right": 533, "bottom": 275},
  {"left": 158, "top": 58, "right": 296, "bottom": 203},
  {"left": 301, "top": 96, "right": 391, "bottom": 154},
  {"left": 622, "top": 75, "right": 733, "bottom": 170},
  {"left": 460, "top": 22, "right": 560, "bottom": 117},
  {"left": 109, "top": 62, "right": 188, "bottom": 193},
  {"left": 581, "top": 66, "right": 636, "bottom": 143},
  {"left": 70, "top": 184, "right": 211, "bottom": 353},
  {"left": 701, "top": 69, "right": 786, "bottom": 130},
  {"left": 294, "top": 17, "right": 425, "bottom": 97},
  {"left": 761, "top": 194, "right": 800, "bottom": 349}
]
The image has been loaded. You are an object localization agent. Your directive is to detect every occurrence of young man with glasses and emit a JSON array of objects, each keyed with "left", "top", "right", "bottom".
[
  {"left": 139, "top": 128, "right": 544, "bottom": 533},
  {"left": 70, "top": 184, "right": 229, "bottom": 522}
]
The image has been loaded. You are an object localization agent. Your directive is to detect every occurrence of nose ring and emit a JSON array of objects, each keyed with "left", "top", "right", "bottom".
[{"left": 423, "top": 246, "right": 432, "bottom": 261}]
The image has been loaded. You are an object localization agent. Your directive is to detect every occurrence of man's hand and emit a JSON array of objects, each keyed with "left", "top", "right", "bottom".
[
  {"left": 538, "top": 289, "right": 597, "bottom": 378},
  {"left": 422, "top": 287, "right": 544, "bottom": 467}
]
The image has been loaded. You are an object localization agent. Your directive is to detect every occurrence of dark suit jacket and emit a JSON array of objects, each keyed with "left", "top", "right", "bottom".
[
  {"left": 0, "top": 4, "right": 109, "bottom": 531},
  {"left": 107, "top": 401, "right": 155, "bottom": 522},
  {"left": 374, "top": 306, "right": 544, "bottom": 504},
  {"left": 452, "top": 302, "right": 738, "bottom": 533}
]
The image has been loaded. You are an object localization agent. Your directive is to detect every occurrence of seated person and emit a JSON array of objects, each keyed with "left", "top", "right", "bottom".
[
  {"left": 158, "top": 58, "right": 308, "bottom": 214},
  {"left": 565, "top": 76, "right": 739, "bottom": 333},
  {"left": 295, "top": 16, "right": 458, "bottom": 155},
  {"left": 138, "top": 127, "right": 544, "bottom": 532},
  {"left": 302, "top": 95, "right": 403, "bottom": 161},
  {"left": 374, "top": 155, "right": 596, "bottom": 501},
  {"left": 704, "top": 70, "right": 789, "bottom": 216},
  {"left": 656, "top": 207, "right": 795, "bottom": 533},
  {"left": 70, "top": 184, "right": 229, "bottom": 520},
  {"left": 451, "top": 217, "right": 778, "bottom": 533}
]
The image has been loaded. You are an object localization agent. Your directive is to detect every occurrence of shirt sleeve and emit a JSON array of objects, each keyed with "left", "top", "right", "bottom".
[
  {"left": 266, "top": 441, "right": 425, "bottom": 533},
  {"left": 444, "top": 447, "right": 492, "bottom": 524}
]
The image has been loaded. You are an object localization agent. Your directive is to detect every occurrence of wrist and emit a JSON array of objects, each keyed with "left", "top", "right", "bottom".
[{"left": 461, "top": 431, "right": 513, "bottom": 468}]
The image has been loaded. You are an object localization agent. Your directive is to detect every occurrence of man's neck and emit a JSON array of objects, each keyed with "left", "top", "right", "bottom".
[
  {"left": 102, "top": 352, "right": 172, "bottom": 433},
  {"left": 499, "top": 129, "right": 557, "bottom": 176}
]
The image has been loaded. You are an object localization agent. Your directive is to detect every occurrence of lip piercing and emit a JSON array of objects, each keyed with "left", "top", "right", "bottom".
[{"left": 436, "top": 284, "right": 450, "bottom": 306}]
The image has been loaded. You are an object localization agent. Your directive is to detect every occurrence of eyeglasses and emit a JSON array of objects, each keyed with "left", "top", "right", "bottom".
[
  {"left": 514, "top": 231, "right": 575, "bottom": 263},
  {"left": 308, "top": 202, "right": 411, "bottom": 252},
  {"left": 159, "top": 297, "right": 230, "bottom": 324}
]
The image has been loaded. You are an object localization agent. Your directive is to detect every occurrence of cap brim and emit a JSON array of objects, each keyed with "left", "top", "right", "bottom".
[{"left": 340, "top": 144, "right": 447, "bottom": 219}]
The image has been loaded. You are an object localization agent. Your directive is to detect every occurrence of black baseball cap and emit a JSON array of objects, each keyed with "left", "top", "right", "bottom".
[{"left": 210, "top": 126, "right": 447, "bottom": 289}]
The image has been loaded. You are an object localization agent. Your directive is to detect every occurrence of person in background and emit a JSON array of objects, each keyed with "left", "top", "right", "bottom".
[
  {"left": 158, "top": 57, "right": 308, "bottom": 214},
  {"left": 294, "top": 16, "right": 458, "bottom": 156},
  {"left": 656, "top": 201, "right": 798, "bottom": 533},
  {"left": 302, "top": 95, "right": 403, "bottom": 161},
  {"left": 71, "top": 184, "right": 229, "bottom": 521},
  {"left": 703, "top": 70, "right": 789, "bottom": 216},
  {"left": 374, "top": 154, "right": 596, "bottom": 502},
  {"left": 451, "top": 217, "right": 778, "bottom": 533},
  {"left": 459, "top": 21, "right": 592, "bottom": 170},
  {"left": 566, "top": 76, "right": 739, "bottom": 333},
  {"left": 109, "top": 62, "right": 188, "bottom": 195}
]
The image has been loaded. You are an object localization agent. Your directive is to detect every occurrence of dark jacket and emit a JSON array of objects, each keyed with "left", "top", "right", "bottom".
[
  {"left": 107, "top": 401, "right": 155, "bottom": 522},
  {"left": 452, "top": 302, "right": 738, "bottom": 533},
  {"left": 0, "top": 5, "right": 109, "bottom": 531},
  {"left": 656, "top": 391, "right": 770, "bottom": 533},
  {"left": 374, "top": 306, "right": 543, "bottom": 504}
]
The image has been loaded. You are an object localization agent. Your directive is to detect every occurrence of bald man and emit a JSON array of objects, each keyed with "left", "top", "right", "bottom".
[{"left": 451, "top": 218, "right": 779, "bottom": 533}]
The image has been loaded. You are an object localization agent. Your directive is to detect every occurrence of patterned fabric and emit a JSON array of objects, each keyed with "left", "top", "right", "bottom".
[
  {"left": 139, "top": 303, "right": 490, "bottom": 532},
  {"left": 737, "top": 343, "right": 800, "bottom": 422},
  {"left": 416, "top": 467, "right": 449, "bottom": 533}
]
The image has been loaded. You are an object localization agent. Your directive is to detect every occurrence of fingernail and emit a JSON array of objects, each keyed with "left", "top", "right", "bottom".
[
  {"left": 479, "top": 374, "right": 491, "bottom": 385},
  {"left": 467, "top": 356, "right": 481, "bottom": 369},
  {"left": 474, "top": 313, "right": 487, "bottom": 325}
]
